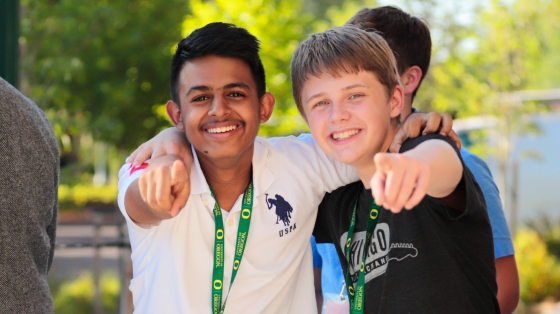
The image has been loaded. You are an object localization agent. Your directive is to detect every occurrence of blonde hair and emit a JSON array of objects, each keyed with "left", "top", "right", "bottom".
[{"left": 290, "top": 26, "right": 401, "bottom": 116}]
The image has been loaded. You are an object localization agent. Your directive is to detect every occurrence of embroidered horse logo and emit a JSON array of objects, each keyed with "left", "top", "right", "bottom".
[{"left": 265, "top": 194, "right": 293, "bottom": 226}]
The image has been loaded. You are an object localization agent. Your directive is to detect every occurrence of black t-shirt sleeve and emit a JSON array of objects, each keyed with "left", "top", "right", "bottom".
[
  {"left": 399, "top": 134, "right": 487, "bottom": 220},
  {"left": 313, "top": 192, "right": 334, "bottom": 244}
]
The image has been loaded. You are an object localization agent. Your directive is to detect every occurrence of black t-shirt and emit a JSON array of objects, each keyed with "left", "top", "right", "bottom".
[{"left": 313, "top": 134, "right": 499, "bottom": 314}]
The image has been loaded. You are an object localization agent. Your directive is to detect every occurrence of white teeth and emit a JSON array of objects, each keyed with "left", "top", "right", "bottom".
[
  {"left": 332, "top": 129, "right": 359, "bottom": 140},
  {"left": 207, "top": 125, "right": 238, "bottom": 134}
]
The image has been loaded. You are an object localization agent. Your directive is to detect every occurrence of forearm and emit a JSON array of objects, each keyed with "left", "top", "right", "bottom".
[
  {"left": 403, "top": 140, "right": 462, "bottom": 198},
  {"left": 124, "top": 179, "right": 164, "bottom": 224},
  {"left": 496, "top": 255, "right": 520, "bottom": 314}
]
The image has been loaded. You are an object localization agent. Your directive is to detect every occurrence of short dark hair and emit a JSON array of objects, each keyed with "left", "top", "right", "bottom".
[
  {"left": 291, "top": 26, "right": 401, "bottom": 116},
  {"left": 347, "top": 6, "right": 431, "bottom": 100},
  {"left": 170, "top": 22, "right": 266, "bottom": 105}
]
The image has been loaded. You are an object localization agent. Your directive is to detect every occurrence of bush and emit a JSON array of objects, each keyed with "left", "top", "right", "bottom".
[
  {"left": 515, "top": 229, "right": 560, "bottom": 304},
  {"left": 58, "top": 184, "right": 118, "bottom": 209},
  {"left": 53, "top": 272, "right": 120, "bottom": 314}
]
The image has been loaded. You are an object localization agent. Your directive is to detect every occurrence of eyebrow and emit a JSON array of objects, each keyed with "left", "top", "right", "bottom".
[
  {"left": 342, "top": 84, "right": 367, "bottom": 91},
  {"left": 185, "top": 82, "right": 251, "bottom": 97},
  {"left": 223, "top": 82, "right": 251, "bottom": 90},
  {"left": 306, "top": 92, "right": 326, "bottom": 105},
  {"left": 186, "top": 85, "right": 211, "bottom": 97}
]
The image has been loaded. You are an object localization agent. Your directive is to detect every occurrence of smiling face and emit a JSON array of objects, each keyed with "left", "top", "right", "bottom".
[
  {"left": 301, "top": 70, "right": 403, "bottom": 168},
  {"left": 167, "top": 55, "right": 274, "bottom": 160}
]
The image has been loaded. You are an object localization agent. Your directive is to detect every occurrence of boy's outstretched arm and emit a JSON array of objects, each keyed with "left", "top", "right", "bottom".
[
  {"left": 371, "top": 139, "right": 463, "bottom": 213},
  {"left": 124, "top": 155, "right": 191, "bottom": 224}
]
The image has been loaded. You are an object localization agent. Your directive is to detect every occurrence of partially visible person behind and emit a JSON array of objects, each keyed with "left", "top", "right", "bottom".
[
  {"left": 312, "top": 236, "right": 348, "bottom": 314},
  {"left": 0, "top": 77, "right": 59, "bottom": 313},
  {"left": 312, "top": 7, "right": 519, "bottom": 314},
  {"left": 295, "top": 26, "right": 499, "bottom": 313}
]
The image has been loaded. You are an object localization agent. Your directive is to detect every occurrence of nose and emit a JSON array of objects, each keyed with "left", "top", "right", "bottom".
[
  {"left": 329, "top": 101, "right": 351, "bottom": 124},
  {"left": 208, "top": 95, "right": 231, "bottom": 118}
]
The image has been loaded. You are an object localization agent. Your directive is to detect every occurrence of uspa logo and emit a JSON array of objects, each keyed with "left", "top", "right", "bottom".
[{"left": 265, "top": 194, "right": 293, "bottom": 226}]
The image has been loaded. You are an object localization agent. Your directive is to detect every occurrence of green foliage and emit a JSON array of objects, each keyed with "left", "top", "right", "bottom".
[
  {"left": 181, "top": 0, "right": 313, "bottom": 137},
  {"left": 20, "top": 0, "right": 187, "bottom": 151},
  {"left": 312, "top": 0, "right": 376, "bottom": 32},
  {"left": 416, "top": 0, "right": 560, "bottom": 116},
  {"left": 53, "top": 272, "right": 120, "bottom": 314},
  {"left": 527, "top": 216, "right": 560, "bottom": 260},
  {"left": 514, "top": 229, "right": 560, "bottom": 304},
  {"left": 58, "top": 184, "right": 118, "bottom": 209}
]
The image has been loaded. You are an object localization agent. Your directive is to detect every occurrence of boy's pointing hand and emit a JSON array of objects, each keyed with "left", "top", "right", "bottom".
[
  {"left": 138, "top": 155, "right": 191, "bottom": 219},
  {"left": 370, "top": 153, "right": 431, "bottom": 213}
]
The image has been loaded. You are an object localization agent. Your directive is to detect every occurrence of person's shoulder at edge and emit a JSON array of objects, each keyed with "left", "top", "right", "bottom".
[{"left": 459, "top": 146, "right": 515, "bottom": 258}]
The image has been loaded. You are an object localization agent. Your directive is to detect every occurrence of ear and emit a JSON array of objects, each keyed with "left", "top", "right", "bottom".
[
  {"left": 166, "top": 100, "right": 185, "bottom": 130},
  {"left": 401, "top": 66, "right": 423, "bottom": 96},
  {"left": 259, "top": 92, "right": 276, "bottom": 124},
  {"left": 389, "top": 85, "right": 405, "bottom": 119}
]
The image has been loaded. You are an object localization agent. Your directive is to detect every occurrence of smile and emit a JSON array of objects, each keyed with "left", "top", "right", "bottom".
[
  {"left": 332, "top": 129, "right": 360, "bottom": 141},
  {"left": 206, "top": 125, "right": 238, "bottom": 134}
]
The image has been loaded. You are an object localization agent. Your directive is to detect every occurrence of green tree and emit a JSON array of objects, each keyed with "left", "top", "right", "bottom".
[{"left": 20, "top": 0, "right": 189, "bottom": 155}]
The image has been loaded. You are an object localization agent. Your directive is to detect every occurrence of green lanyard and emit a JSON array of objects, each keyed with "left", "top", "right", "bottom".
[
  {"left": 209, "top": 180, "right": 253, "bottom": 314},
  {"left": 345, "top": 193, "right": 381, "bottom": 314}
]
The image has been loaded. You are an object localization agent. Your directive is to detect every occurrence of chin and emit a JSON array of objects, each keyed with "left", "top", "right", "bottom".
[{"left": 330, "top": 150, "right": 363, "bottom": 166}]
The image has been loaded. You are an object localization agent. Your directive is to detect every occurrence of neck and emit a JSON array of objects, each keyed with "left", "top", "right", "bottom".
[
  {"left": 401, "top": 96, "right": 413, "bottom": 120},
  {"left": 197, "top": 144, "right": 253, "bottom": 211},
  {"left": 354, "top": 120, "right": 399, "bottom": 189}
]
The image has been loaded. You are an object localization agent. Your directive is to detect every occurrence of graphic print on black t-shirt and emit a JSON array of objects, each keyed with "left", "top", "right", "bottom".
[
  {"left": 313, "top": 134, "right": 500, "bottom": 314},
  {"left": 341, "top": 224, "right": 418, "bottom": 284}
]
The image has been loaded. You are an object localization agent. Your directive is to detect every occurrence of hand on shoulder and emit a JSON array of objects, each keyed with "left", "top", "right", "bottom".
[
  {"left": 390, "top": 111, "right": 461, "bottom": 153},
  {"left": 128, "top": 127, "right": 193, "bottom": 167}
]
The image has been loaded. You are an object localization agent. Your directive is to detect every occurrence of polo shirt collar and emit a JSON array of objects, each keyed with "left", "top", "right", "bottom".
[
  {"left": 190, "top": 146, "right": 211, "bottom": 195},
  {"left": 189, "top": 139, "right": 275, "bottom": 205}
]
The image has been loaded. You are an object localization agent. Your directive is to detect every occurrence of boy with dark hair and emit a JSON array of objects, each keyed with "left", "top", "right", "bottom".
[
  {"left": 347, "top": 6, "right": 431, "bottom": 112},
  {"left": 293, "top": 26, "right": 500, "bottom": 313},
  {"left": 312, "top": 6, "right": 518, "bottom": 314},
  {"left": 120, "top": 22, "right": 359, "bottom": 313}
]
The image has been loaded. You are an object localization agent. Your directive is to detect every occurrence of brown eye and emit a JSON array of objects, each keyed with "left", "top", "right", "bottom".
[
  {"left": 229, "top": 92, "right": 244, "bottom": 97},
  {"left": 193, "top": 96, "right": 209, "bottom": 102}
]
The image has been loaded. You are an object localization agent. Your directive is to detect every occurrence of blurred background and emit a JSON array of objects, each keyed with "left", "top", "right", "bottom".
[{"left": 1, "top": 0, "right": 559, "bottom": 313}]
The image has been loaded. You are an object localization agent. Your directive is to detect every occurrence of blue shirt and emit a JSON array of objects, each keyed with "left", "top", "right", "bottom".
[{"left": 311, "top": 146, "right": 514, "bottom": 307}]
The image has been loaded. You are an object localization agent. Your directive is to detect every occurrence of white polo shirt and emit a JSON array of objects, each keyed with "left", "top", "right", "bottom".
[{"left": 117, "top": 134, "right": 358, "bottom": 314}]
